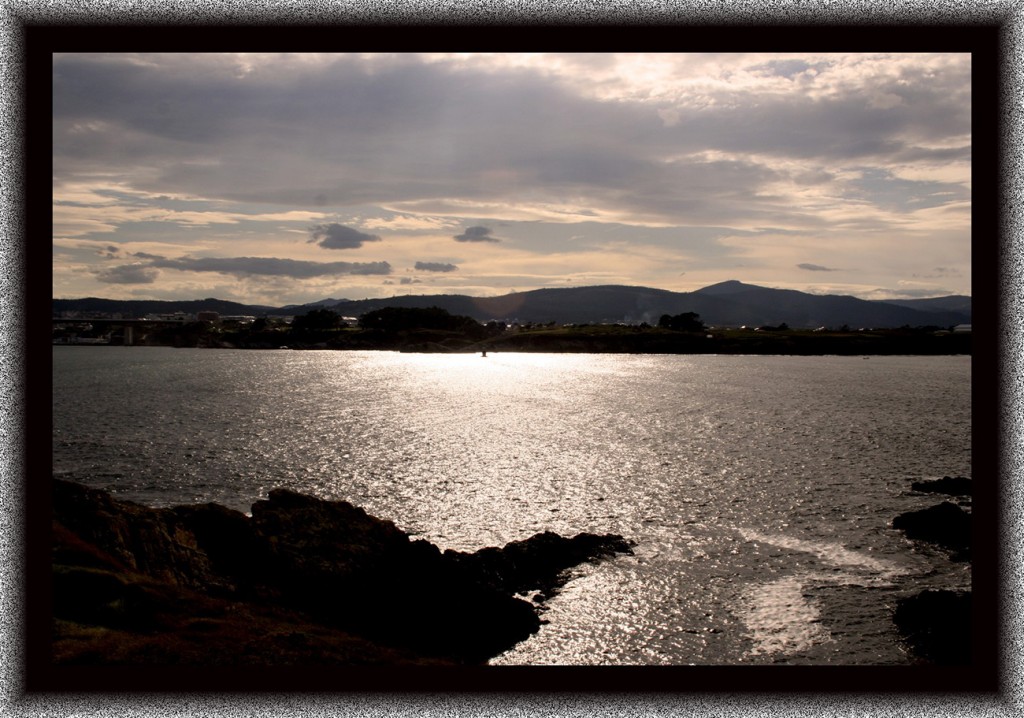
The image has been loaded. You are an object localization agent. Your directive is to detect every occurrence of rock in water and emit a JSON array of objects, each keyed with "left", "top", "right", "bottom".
[
  {"left": 892, "top": 501, "right": 971, "bottom": 559},
  {"left": 894, "top": 589, "right": 972, "bottom": 665},
  {"left": 444, "top": 530, "right": 636, "bottom": 598},
  {"left": 910, "top": 476, "right": 973, "bottom": 496}
]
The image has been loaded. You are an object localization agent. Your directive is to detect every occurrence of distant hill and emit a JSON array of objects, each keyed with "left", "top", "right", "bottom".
[
  {"left": 276, "top": 297, "right": 351, "bottom": 313},
  {"left": 690, "top": 279, "right": 762, "bottom": 297},
  {"left": 320, "top": 282, "right": 970, "bottom": 328},
  {"left": 870, "top": 295, "right": 973, "bottom": 316},
  {"left": 687, "top": 281, "right": 971, "bottom": 328},
  {"left": 326, "top": 286, "right": 695, "bottom": 326},
  {"left": 53, "top": 282, "right": 971, "bottom": 329}
]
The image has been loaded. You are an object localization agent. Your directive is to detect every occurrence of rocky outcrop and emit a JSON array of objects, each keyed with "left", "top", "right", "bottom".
[
  {"left": 910, "top": 476, "right": 972, "bottom": 496},
  {"left": 445, "top": 530, "right": 635, "bottom": 600},
  {"left": 892, "top": 501, "right": 971, "bottom": 560},
  {"left": 51, "top": 479, "right": 633, "bottom": 665},
  {"left": 893, "top": 589, "right": 972, "bottom": 665},
  {"left": 52, "top": 479, "right": 227, "bottom": 591},
  {"left": 890, "top": 479, "right": 973, "bottom": 665}
]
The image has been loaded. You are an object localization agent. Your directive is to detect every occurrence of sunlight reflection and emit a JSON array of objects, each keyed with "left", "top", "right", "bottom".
[
  {"left": 742, "top": 575, "right": 831, "bottom": 657},
  {"left": 379, "top": 350, "right": 599, "bottom": 382}
]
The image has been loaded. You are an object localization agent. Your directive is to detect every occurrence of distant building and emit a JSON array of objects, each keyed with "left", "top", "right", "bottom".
[
  {"left": 145, "top": 312, "right": 192, "bottom": 323},
  {"left": 197, "top": 311, "right": 220, "bottom": 322},
  {"left": 953, "top": 324, "right": 972, "bottom": 333}
]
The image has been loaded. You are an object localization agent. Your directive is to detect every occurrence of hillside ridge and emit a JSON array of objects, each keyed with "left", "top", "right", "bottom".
[{"left": 53, "top": 281, "right": 972, "bottom": 329}]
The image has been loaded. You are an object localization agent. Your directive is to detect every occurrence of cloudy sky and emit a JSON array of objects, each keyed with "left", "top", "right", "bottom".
[{"left": 53, "top": 52, "right": 971, "bottom": 306}]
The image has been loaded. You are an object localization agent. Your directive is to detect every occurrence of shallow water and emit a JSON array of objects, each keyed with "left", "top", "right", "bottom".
[{"left": 52, "top": 347, "right": 972, "bottom": 664}]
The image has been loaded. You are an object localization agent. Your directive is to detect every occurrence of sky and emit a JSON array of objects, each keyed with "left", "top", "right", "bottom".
[{"left": 52, "top": 52, "right": 972, "bottom": 306}]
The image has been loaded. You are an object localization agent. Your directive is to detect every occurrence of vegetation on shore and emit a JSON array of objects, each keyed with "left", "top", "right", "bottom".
[{"left": 58, "top": 306, "right": 972, "bottom": 355}]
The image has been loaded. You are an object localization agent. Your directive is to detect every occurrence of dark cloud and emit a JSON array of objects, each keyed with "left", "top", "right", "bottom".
[
  {"left": 400, "top": 277, "right": 421, "bottom": 285},
  {"left": 148, "top": 256, "right": 391, "bottom": 278},
  {"left": 454, "top": 226, "right": 500, "bottom": 243},
  {"left": 95, "top": 264, "right": 159, "bottom": 284},
  {"left": 52, "top": 53, "right": 971, "bottom": 229},
  {"left": 309, "top": 223, "right": 382, "bottom": 250},
  {"left": 131, "top": 251, "right": 166, "bottom": 260},
  {"left": 846, "top": 169, "right": 970, "bottom": 214},
  {"left": 415, "top": 261, "right": 458, "bottom": 272},
  {"left": 797, "top": 263, "right": 839, "bottom": 272}
]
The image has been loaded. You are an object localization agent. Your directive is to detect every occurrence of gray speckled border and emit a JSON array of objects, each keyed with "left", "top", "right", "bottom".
[{"left": 3, "top": 1, "right": 1021, "bottom": 716}]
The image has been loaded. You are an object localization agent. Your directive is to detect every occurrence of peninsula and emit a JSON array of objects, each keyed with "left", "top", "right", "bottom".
[{"left": 50, "top": 479, "right": 633, "bottom": 668}]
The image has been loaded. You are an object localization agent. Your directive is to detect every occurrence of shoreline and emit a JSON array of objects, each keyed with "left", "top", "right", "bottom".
[
  {"left": 53, "top": 341, "right": 972, "bottom": 357},
  {"left": 54, "top": 319, "right": 971, "bottom": 356},
  {"left": 50, "top": 479, "right": 634, "bottom": 668},
  {"left": 48, "top": 476, "right": 973, "bottom": 669}
]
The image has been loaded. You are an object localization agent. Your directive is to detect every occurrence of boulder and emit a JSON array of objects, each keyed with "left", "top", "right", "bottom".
[
  {"left": 892, "top": 501, "right": 971, "bottom": 559},
  {"left": 910, "top": 476, "right": 972, "bottom": 496},
  {"left": 894, "top": 589, "right": 971, "bottom": 665}
]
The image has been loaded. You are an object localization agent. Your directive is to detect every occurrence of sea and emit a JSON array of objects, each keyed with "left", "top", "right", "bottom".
[{"left": 51, "top": 346, "right": 972, "bottom": 665}]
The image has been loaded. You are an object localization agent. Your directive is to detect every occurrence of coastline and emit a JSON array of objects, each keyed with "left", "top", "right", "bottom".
[
  {"left": 49, "top": 479, "right": 633, "bottom": 668},
  {"left": 54, "top": 325, "right": 972, "bottom": 356}
]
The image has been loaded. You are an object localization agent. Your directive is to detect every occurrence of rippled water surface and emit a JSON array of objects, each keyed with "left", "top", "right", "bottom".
[{"left": 52, "top": 347, "right": 972, "bottom": 665}]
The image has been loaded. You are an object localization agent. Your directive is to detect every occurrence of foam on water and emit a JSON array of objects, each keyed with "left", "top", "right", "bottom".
[
  {"left": 737, "top": 528, "right": 907, "bottom": 578},
  {"left": 742, "top": 575, "right": 831, "bottom": 657},
  {"left": 734, "top": 529, "right": 912, "bottom": 658}
]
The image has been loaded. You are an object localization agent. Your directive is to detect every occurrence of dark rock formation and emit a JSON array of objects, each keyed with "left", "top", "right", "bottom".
[
  {"left": 51, "top": 479, "right": 634, "bottom": 665},
  {"left": 910, "top": 476, "right": 972, "bottom": 497},
  {"left": 52, "top": 478, "right": 226, "bottom": 591},
  {"left": 892, "top": 501, "right": 971, "bottom": 559},
  {"left": 445, "top": 530, "right": 636, "bottom": 598},
  {"left": 894, "top": 589, "right": 972, "bottom": 665}
]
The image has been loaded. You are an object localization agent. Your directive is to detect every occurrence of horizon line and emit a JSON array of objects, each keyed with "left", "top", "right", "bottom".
[{"left": 51, "top": 280, "right": 971, "bottom": 307}]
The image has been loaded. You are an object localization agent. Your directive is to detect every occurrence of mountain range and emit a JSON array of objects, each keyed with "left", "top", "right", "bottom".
[{"left": 53, "top": 280, "right": 972, "bottom": 329}]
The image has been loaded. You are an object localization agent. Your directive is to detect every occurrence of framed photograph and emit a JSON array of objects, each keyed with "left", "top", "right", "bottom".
[{"left": 11, "top": 10, "right": 1010, "bottom": 714}]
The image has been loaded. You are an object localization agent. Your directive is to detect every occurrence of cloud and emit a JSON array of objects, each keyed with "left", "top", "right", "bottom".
[
  {"left": 400, "top": 277, "right": 421, "bottom": 285},
  {"left": 147, "top": 256, "right": 392, "bottom": 278},
  {"left": 454, "top": 226, "right": 500, "bottom": 243},
  {"left": 95, "top": 264, "right": 160, "bottom": 284},
  {"left": 362, "top": 214, "right": 456, "bottom": 231},
  {"left": 912, "top": 267, "right": 962, "bottom": 279},
  {"left": 309, "top": 223, "right": 382, "bottom": 249},
  {"left": 415, "top": 261, "right": 458, "bottom": 272},
  {"left": 865, "top": 286, "right": 953, "bottom": 299},
  {"left": 52, "top": 53, "right": 971, "bottom": 232},
  {"left": 50, "top": 53, "right": 973, "bottom": 303}
]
